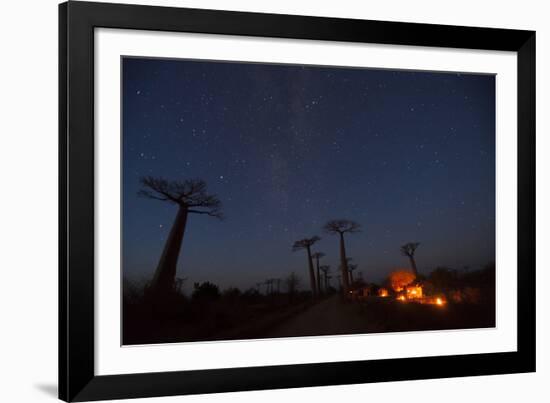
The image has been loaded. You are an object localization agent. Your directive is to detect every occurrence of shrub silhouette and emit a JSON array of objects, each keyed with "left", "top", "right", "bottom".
[{"left": 192, "top": 281, "right": 220, "bottom": 301}]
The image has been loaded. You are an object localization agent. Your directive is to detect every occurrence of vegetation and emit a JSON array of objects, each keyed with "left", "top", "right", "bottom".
[{"left": 123, "top": 272, "right": 317, "bottom": 344}]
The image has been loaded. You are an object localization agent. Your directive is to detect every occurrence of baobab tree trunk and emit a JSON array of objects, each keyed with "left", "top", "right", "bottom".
[
  {"left": 306, "top": 247, "right": 318, "bottom": 297},
  {"left": 316, "top": 259, "right": 322, "bottom": 295},
  {"left": 151, "top": 206, "right": 188, "bottom": 295},
  {"left": 349, "top": 270, "right": 354, "bottom": 284},
  {"left": 339, "top": 233, "right": 350, "bottom": 293},
  {"left": 408, "top": 256, "right": 419, "bottom": 277}
]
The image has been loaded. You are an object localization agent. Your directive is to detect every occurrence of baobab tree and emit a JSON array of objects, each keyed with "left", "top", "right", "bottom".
[
  {"left": 339, "top": 257, "right": 355, "bottom": 283},
  {"left": 348, "top": 263, "right": 358, "bottom": 284},
  {"left": 139, "top": 176, "right": 223, "bottom": 296},
  {"left": 324, "top": 219, "right": 361, "bottom": 293},
  {"left": 285, "top": 271, "right": 301, "bottom": 302},
  {"left": 401, "top": 242, "right": 420, "bottom": 277},
  {"left": 320, "top": 265, "right": 331, "bottom": 293},
  {"left": 264, "top": 279, "right": 273, "bottom": 294},
  {"left": 292, "top": 236, "right": 321, "bottom": 296},
  {"left": 311, "top": 252, "right": 325, "bottom": 296},
  {"left": 275, "top": 278, "right": 281, "bottom": 294},
  {"left": 174, "top": 276, "right": 187, "bottom": 295},
  {"left": 265, "top": 278, "right": 278, "bottom": 294}
]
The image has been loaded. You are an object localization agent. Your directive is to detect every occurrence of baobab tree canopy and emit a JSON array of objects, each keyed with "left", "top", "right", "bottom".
[
  {"left": 323, "top": 219, "right": 361, "bottom": 234},
  {"left": 292, "top": 236, "right": 321, "bottom": 251},
  {"left": 401, "top": 242, "right": 420, "bottom": 257},
  {"left": 139, "top": 176, "right": 223, "bottom": 218},
  {"left": 311, "top": 252, "right": 325, "bottom": 260}
]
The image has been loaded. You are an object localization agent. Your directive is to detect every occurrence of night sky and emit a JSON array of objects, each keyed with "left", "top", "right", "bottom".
[{"left": 122, "top": 57, "right": 495, "bottom": 292}]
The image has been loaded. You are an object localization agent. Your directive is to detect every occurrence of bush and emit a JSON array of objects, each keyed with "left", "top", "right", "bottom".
[{"left": 192, "top": 281, "right": 220, "bottom": 301}]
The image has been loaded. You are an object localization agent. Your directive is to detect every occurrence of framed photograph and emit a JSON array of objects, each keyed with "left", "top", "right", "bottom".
[{"left": 59, "top": 1, "right": 535, "bottom": 401}]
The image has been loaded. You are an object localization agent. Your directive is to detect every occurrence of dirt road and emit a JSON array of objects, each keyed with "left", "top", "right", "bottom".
[
  {"left": 266, "top": 294, "right": 495, "bottom": 339},
  {"left": 265, "top": 295, "right": 385, "bottom": 338}
]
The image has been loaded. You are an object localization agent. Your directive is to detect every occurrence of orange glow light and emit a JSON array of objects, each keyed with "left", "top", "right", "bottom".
[
  {"left": 406, "top": 285, "right": 423, "bottom": 299},
  {"left": 389, "top": 270, "right": 416, "bottom": 293}
]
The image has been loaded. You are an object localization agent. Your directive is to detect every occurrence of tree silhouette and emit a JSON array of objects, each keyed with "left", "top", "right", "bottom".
[
  {"left": 292, "top": 236, "right": 321, "bottom": 296},
  {"left": 174, "top": 276, "right": 187, "bottom": 295},
  {"left": 192, "top": 281, "right": 220, "bottom": 300},
  {"left": 348, "top": 263, "right": 358, "bottom": 284},
  {"left": 285, "top": 271, "right": 301, "bottom": 301},
  {"left": 139, "top": 176, "right": 223, "bottom": 296},
  {"left": 324, "top": 219, "right": 361, "bottom": 293},
  {"left": 265, "top": 278, "right": 279, "bottom": 294},
  {"left": 401, "top": 242, "right": 420, "bottom": 277},
  {"left": 311, "top": 252, "right": 325, "bottom": 296},
  {"left": 339, "top": 257, "right": 355, "bottom": 284},
  {"left": 320, "top": 265, "right": 331, "bottom": 293},
  {"left": 264, "top": 279, "right": 272, "bottom": 294}
]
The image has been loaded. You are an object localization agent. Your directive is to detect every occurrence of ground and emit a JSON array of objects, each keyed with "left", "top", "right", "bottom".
[
  {"left": 124, "top": 293, "right": 495, "bottom": 344},
  {"left": 265, "top": 295, "right": 494, "bottom": 339},
  {"left": 266, "top": 295, "right": 385, "bottom": 337}
]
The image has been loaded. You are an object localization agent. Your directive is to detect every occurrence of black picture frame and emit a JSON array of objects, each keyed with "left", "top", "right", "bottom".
[{"left": 59, "top": 1, "right": 536, "bottom": 401}]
